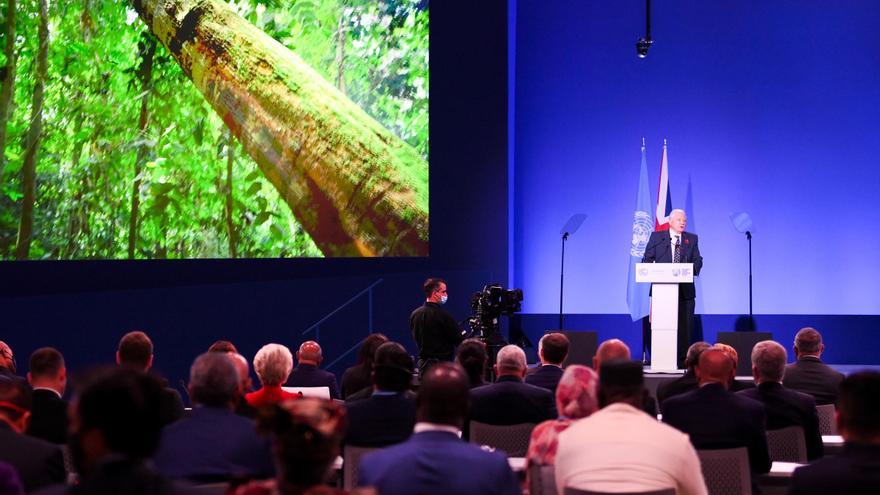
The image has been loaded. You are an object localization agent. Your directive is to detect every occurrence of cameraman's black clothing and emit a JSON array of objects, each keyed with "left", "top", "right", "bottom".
[{"left": 410, "top": 302, "right": 462, "bottom": 363}]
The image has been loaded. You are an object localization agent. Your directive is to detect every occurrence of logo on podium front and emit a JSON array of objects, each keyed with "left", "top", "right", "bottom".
[
  {"left": 672, "top": 268, "right": 681, "bottom": 277},
  {"left": 638, "top": 266, "right": 649, "bottom": 277}
]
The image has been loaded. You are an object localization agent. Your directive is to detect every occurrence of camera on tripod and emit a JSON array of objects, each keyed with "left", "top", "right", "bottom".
[{"left": 467, "top": 284, "right": 523, "bottom": 344}]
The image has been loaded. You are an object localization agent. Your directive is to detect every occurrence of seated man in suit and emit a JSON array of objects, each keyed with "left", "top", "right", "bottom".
[
  {"left": 789, "top": 371, "right": 880, "bottom": 494},
  {"left": 783, "top": 327, "right": 844, "bottom": 406},
  {"left": 714, "top": 343, "right": 755, "bottom": 392},
  {"left": 555, "top": 360, "right": 707, "bottom": 495},
  {"left": 285, "top": 340, "right": 340, "bottom": 399},
  {"left": 657, "top": 341, "right": 710, "bottom": 409},
  {"left": 469, "top": 345, "right": 557, "bottom": 430},
  {"left": 663, "top": 347, "right": 771, "bottom": 486},
  {"left": 117, "top": 331, "right": 185, "bottom": 425},
  {"left": 594, "top": 339, "right": 657, "bottom": 416},
  {"left": 154, "top": 352, "right": 275, "bottom": 482},
  {"left": 25, "top": 347, "right": 68, "bottom": 444},
  {"left": 525, "top": 332, "right": 569, "bottom": 395},
  {"left": 345, "top": 342, "right": 417, "bottom": 447},
  {"left": 738, "top": 340, "right": 823, "bottom": 460},
  {"left": 357, "top": 362, "right": 520, "bottom": 495},
  {"left": 0, "top": 376, "right": 65, "bottom": 492}
]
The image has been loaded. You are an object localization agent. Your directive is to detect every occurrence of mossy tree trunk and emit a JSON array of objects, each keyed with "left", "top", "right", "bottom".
[
  {"left": 132, "top": 0, "right": 428, "bottom": 257},
  {"left": 14, "top": 0, "right": 48, "bottom": 259},
  {"left": 0, "top": 0, "right": 17, "bottom": 180}
]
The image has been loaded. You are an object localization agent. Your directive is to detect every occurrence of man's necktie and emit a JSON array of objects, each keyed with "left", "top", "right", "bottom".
[{"left": 674, "top": 235, "right": 682, "bottom": 263}]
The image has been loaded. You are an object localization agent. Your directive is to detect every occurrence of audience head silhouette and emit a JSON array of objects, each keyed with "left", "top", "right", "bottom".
[
  {"left": 494, "top": 345, "right": 527, "bottom": 378},
  {"left": 751, "top": 340, "right": 787, "bottom": 384},
  {"left": 539, "top": 333, "right": 570, "bottom": 366},
  {"left": 27, "top": 347, "right": 66, "bottom": 395},
  {"left": 356, "top": 333, "right": 388, "bottom": 369},
  {"left": 297, "top": 341, "right": 323, "bottom": 366},
  {"left": 0, "top": 341, "right": 15, "bottom": 373},
  {"left": 207, "top": 340, "right": 238, "bottom": 354},
  {"left": 0, "top": 376, "right": 31, "bottom": 433},
  {"left": 794, "top": 327, "right": 824, "bottom": 358},
  {"left": 593, "top": 339, "right": 630, "bottom": 372},
  {"left": 253, "top": 343, "right": 293, "bottom": 387},
  {"left": 456, "top": 338, "right": 488, "bottom": 387},
  {"left": 696, "top": 347, "right": 736, "bottom": 388},
  {"left": 837, "top": 371, "right": 880, "bottom": 444},
  {"left": 372, "top": 342, "right": 414, "bottom": 392},
  {"left": 597, "top": 360, "right": 643, "bottom": 409},
  {"left": 556, "top": 365, "right": 599, "bottom": 419},
  {"left": 117, "top": 331, "right": 154, "bottom": 372},
  {"left": 685, "top": 341, "right": 711, "bottom": 371},
  {"left": 416, "top": 362, "right": 470, "bottom": 428},
  {"left": 188, "top": 352, "right": 240, "bottom": 408}
]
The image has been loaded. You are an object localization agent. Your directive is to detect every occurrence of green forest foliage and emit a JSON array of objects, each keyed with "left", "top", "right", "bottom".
[{"left": 0, "top": 0, "right": 428, "bottom": 259}]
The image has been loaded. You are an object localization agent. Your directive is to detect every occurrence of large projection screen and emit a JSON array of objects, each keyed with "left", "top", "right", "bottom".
[{"left": 0, "top": 0, "right": 429, "bottom": 259}]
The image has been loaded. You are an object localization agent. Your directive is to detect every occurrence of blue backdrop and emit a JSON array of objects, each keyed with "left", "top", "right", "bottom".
[{"left": 513, "top": 0, "right": 880, "bottom": 316}]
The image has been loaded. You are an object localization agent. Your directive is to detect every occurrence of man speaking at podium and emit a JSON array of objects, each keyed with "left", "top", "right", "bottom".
[{"left": 642, "top": 209, "right": 703, "bottom": 368}]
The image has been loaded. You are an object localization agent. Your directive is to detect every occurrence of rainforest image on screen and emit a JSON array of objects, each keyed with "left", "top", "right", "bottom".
[{"left": 0, "top": 0, "right": 429, "bottom": 259}]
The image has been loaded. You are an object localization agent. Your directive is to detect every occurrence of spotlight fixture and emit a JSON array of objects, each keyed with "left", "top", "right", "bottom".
[{"left": 636, "top": 0, "right": 653, "bottom": 58}]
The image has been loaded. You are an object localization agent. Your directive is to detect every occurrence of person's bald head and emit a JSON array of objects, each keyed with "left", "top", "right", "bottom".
[
  {"left": 494, "top": 345, "right": 527, "bottom": 378},
  {"left": 416, "top": 362, "right": 470, "bottom": 428},
  {"left": 696, "top": 347, "right": 736, "bottom": 388},
  {"left": 0, "top": 341, "right": 15, "bottom": 373},
  {"left": 793, "top": 327, "right": 824, "bottom": 358},
  {"left": 297, "top": 341, "right": 323, "bottom": 366},
  {"left": 593, "top": 339, "right": 631, "bottom": 372}
]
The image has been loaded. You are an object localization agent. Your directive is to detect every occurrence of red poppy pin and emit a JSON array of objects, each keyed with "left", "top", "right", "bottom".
[{"left": 684, "top": 238, "right": 689, "bottom": 245}]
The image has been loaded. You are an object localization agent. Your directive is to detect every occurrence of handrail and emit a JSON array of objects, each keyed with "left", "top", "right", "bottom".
[{"left": 301, "top": 278, "right": 384, "bottom": 337}]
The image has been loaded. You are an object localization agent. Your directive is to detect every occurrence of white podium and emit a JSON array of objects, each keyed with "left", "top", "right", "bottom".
[{"left": 636, "top": 263, "right": 694, "bottom": 372}]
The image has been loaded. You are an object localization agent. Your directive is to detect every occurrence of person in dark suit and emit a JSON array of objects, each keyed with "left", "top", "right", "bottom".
[
  {"left": 285, "top": 341, "right": 340, "bottom": 399},
  {"left": 657, "top": 341, "right": 710, "bottom": 409},
  {"left": 738, "top": 340, "right": 823, "bottom": 460},
  {"left": 25, "top": 347, "right": 68, "bottom": 444},
  {"left": 0, "top": 376, "right": 65, "bottom": 492},
  {"left": 641, "top": 209, "right": 703, "bottom": 368},
  {"left": 526, "top": 332, "right": 569, "bottom": 395},
  {"left": 789, "top": 371, "right": 880, "bottom": 495},
  {"left": 714, "top": 343, "right": 756, "bottom": 393},
  {"left": 116, "top": 331, "right": 184, "bottom": 426},
  {"left": 357, "top": 362, "right": 520, "bottom": 495},
  {"left": 340, "top": 333, "right": 388, "bottom": 399},
  {"left": 783, "top": 327, "right": 845, "bottom": 406},
  {"left": 662, "top": 347, "right": 770, "bottom": 486},
  {"left": 345, "top": 342, "right": 416, "bottom": 447},
  {"left": 468, "top": 345, "right": 557, "bottom": 432},
  {"left": 154, "top": 352, "right": 274, "bottom": 482},
  {"left": 456, "top": 338, "right": 489, "bottom": 388}
]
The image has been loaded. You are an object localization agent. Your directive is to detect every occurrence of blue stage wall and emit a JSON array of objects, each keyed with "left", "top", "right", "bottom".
[{"left": 512, "top": 1, "right": 880, "bottom": 317}]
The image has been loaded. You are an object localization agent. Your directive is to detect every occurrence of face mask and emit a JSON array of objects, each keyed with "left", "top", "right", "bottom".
[{"left": 440, "top": 295, "right": 448, "bottom": 305}]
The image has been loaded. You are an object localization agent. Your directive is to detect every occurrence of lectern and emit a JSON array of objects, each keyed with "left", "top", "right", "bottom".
[{"left": 635, "top": 262, "right": 694, "bottom": 372}]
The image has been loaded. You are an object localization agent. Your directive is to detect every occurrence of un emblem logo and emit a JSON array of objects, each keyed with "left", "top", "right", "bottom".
[{"left": 630, "top": 211, "right": 652, "bottom": 257}]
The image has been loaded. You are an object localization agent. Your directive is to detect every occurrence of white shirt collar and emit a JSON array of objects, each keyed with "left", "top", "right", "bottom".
[
  {"left": 414, "top": 422, "right": 462, "bottom": 437},
  {"left": 32, "top": 387, "right": 62, "bottom": 398}
]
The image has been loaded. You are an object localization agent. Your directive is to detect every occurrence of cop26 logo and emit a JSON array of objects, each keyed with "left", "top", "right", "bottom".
[{"left": 631, "top": 210, "right": 652, "bottom": 257}]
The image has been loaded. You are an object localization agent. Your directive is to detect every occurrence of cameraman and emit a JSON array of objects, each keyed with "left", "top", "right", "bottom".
[{"left": 410, "top": 278, "right": 463, "bottom": 376}]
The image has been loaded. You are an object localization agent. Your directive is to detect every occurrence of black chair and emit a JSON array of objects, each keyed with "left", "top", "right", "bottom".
[
  {"left": 697, "top": 447, "right": 751, "bottom": 495},
  {"left": 815, "top": 403, "right": 837, "bottom": 435},
  {"left": 767, "top": 425, "right": 808, "bottom": 463},
  {"left": 342, "top": 445, "right": 379, "bottom": 490},
  {"left": 528, "top": 463, "right": 556, "bottom": 495},
  {"left": 468, "top": 421, "right": 536, "bottom": 457}
]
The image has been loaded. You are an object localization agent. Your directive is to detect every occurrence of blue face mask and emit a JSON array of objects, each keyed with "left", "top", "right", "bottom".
[{"left": 440, "top": 295, "right": 448, "bottom": 305}]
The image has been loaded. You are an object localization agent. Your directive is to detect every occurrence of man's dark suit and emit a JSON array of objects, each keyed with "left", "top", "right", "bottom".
[
  {"left": 358, "top": 430, "right": 521, "bottom": 495},
  {"left": 788, "top": 443, "right": 880, "bottom": 495},
  {"left": 285, "top": 364, "right": 340, "bottom": 399},
  {"left": 159, "top": 386, "right": 185, "bottom": 426},
  {"left": 468, "top": 376, "right": 557, "bottom": 434},
  {"left": 525, "top": 364, "right": 564, "bottom": 395},
  {"left": 662, "top": 383, "right": 771, "bottom": 477},
  {"left": 153, "top": 406, "right": 275, "bottom": 482},
  {"left": 344, "top": 392, "right": 416, "bottom": 447},
  {"left": 0, "top": 422, "right": 65, "bottom": 492},
  {"left": 738, "top": 381, "right": 823, "bottom": 460},
  {"left": 26, "top": 389, "right": 68, "bottom": 444},
  {"left": 641, "top": 230, "right": 703, "bottom": 366},
  {"left": 657, "top": 370, "right": 698, "bottom": 409},
  {"left": 783, "top": 356, "right": 844, "bottom": 405}
]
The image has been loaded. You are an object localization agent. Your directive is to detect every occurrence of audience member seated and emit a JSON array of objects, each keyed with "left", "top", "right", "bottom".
[
  {"left": 456, "top": 338, "right": 489, "bottom": 389},
  {"left": 25, "top": 347, "right": 68, "bottom": 445},
  {"left": 657, "top": 341, "right": 710, "bottom": 408},
  {"left": 783, "top": 327, "right": 844, "bottom": 406},
  {"left": 116, "top": 331, "right": 184, "bottom": 425},
  {"left": 594, "top": 339, "right": 656, "bottom": 416},
  {"left": 662, "top": 347, "right": 770, "bottom": 488},
  {"left": 0, "top": 342, "right": 19, "bottom": 379},
  {"left": 738, "top": 340, "right": 823, "bottom": 460},
  {"left": 247, "top": 344, "right": 301, "bottom": 408},
  {"left": 0, "top": 377, "right": 64, "bottom": 492},
  {"left": 358, "top": 363, "right": 520, "bottom": 495},
  {"left": 230, "top": 353, "right": 258, "bottom": 418},
  {"left": 52, "top": 368, "right": 183, "bottom": 495},
  {"left": 285, "top": 341, "right": 340, "bottom": 400},
  {"left": 154, "top": 353, "right": 275, "bottom": 482},
  {"left": 789, "top": 371, "right": 880, "bottom": 494},
  {"left": 341, "top": 333, "right": 388, "bottom": 399},
  {"left": 525, "top": 333, "right": 569, "bottom": 395},
  {"left": 526, "top": 365, "right": 598, "bottom": 490},
  {"left": 208, "top": 340, "right": 238, "bottom": 353},
  {"left": 233, "top": 398, "right": 366, "bottom": 495},
  {"left": 714, "top": 343, "right": 756, "bottom": 392},
  {"left": 555, "top": 361, "right": 707, "bottom": 495},
  {"left": 345, "top": 342, "right": 416, "bottom": 447},
  {"left": 469, "top": 345, "right": 557, "bottom": 431}
]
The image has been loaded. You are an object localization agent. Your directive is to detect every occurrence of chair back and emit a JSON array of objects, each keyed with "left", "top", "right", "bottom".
[
  {"left": 815, "top": 404, "right": 837, "bottom": 435},
  {"left": 342, "top": 445, "right": 379, "bottom": 490},
  {"left": 564, "top": 488, "right": 674, "bottom": 495},
  {"left": 697, "top": 447, "right": 751, "bottom": 495},
  {"left": 468, "top": 421, "right": 536, "bottom": 457},
  {"left": 187, "top": 483, "right": 229, "bottom": 495},
  {"left": 528, "top": 464, "right": 556, "bottom": 495},
  {"left": 767, "top": 425, "right": 808, "bottom": 463},
  {"left": 282, "top": 386, "right": 331, "bottom": 399}
]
